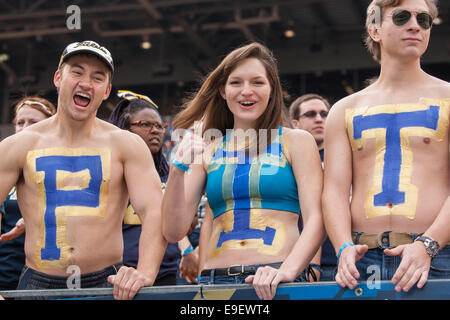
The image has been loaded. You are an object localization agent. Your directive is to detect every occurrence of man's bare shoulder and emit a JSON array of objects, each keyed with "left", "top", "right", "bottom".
[
  {"left": 101, "top": 120, "right": 149, "bottom": 157},
  {"left": 96, "top": 118, "right": 122, "bottom": 132},
  {"left": 0, "top": 128, "right": 44, "bottom": 169},
  {"left": 1, "top": 124, "right": 43, "bottom": 148},
  {"left": 330, "top": 89, "right": 372, "bottom": 116},
  {"left": 103, "top": 122, "right": 139, "bottom": 143},
  {"left": 17, "top": 116, "right": 53, "bottom": 135},
  {"left": 426, "top": 74, "right": 449, "bottom": 86},
  {"left": 425, "top": 75, "right": 450, "bottom": 98},
  {"left": 97, "top": 119, "right": 137, "bottom": 141}
]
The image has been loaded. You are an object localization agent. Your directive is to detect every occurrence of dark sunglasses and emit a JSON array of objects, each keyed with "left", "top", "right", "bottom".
[
  {"left": 299, "top": 110, "right": 328, "bottom": 119},
  {"left": 130, "top": 120, "right": 167, "bottom": 132},
  {"left": 390, "top": 9, "right": 433, "bottom": 30}
]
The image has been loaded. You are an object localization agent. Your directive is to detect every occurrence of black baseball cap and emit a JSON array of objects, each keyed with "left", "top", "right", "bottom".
[{"left": 58, "top": 40, "right": 114, "bottom": 73}]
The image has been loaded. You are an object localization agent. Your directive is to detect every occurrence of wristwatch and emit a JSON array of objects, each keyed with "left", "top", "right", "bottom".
[{"left": 414, "top": 236, "right": 440, "bottom": 258}]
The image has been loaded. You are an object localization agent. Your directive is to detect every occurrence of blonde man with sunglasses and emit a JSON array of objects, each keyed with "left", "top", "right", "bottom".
[{"left": 323, "top": 0, "right": 450, "bottom": 293}]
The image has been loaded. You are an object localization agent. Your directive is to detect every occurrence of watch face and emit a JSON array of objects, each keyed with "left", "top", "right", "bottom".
[
  {"left": 429, "top": 241, "right": 439, "bottom": 252},
  {"left": 417, "top": 237, "right": 440, "bottom": 258},
  {"left": 425, "top": 239, "right": 440, "bottom": 257}
]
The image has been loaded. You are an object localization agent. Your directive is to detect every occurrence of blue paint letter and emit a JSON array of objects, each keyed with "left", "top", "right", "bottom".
[
  {"left": 217, "top": 149, "right": 276, "bottom": 247},
  {"left": 352, "top": 105, "right": 439, "bottom": 206},
  {"left": 36, "top": 155, "right": 103, "bottom": 260}
]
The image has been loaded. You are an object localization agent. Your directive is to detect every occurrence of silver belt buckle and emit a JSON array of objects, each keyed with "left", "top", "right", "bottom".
[
  {"left": 227, "top": 265, "right": 244, "bottom": 276},
  {"left": 376, "top": 230, "right": 393, "bottom": 249}
]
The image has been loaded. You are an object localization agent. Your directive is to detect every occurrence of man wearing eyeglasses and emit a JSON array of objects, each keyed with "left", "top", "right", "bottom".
[
  {"left": 323, "top": 0, "right": 450, "bottom": 294},
  {"left": 289, "top": 94, "right": 336, "bottom": 282},
  {"left": 0, "top": 41, "right": 167, "bottom": 300},
  {"left": 289, "top": 94, "right": 330, "bottom": 161}
]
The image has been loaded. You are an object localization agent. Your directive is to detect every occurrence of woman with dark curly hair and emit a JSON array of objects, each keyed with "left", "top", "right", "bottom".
[{"left": 109, "top": 90, "right": 198, "bottom": 285}]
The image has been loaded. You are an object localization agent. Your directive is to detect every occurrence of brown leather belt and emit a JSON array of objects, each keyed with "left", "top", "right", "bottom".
[{"left": 352, "top": 231, "right": 420, "bottom": 249}]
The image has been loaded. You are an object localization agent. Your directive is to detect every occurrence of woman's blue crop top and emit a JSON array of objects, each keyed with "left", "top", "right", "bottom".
[{"left": 206, "top": 126, "right": 300, "bottom": 219}]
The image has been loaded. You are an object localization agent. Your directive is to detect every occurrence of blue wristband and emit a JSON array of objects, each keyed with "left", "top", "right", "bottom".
[
  {"left": 172, "top": 159, "right": 190, "bottom": 173},
  {"left": 182, "top": 245, "right": 194, "bottom": 256},
  {"left": 337, "top": 242, "right": 354, "bottom": 261}
]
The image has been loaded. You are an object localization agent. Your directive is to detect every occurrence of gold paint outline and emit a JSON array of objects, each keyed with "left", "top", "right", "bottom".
[
  {"left": 208, "top": 209, "right": 285, "bottom": 259},
  {"left": 26, "top": 147, "right": 111, "bottom": 270},
  {"left": 345, "top": 99, "right": 449, "bottom": 219}
]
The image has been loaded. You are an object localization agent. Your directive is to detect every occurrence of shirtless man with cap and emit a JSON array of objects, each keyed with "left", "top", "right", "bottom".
[
  {"left": 323, "top": 0, "right": 450, "bottom": 293},
  {"left": 0, "top": 40, "right": 167, "bottom": 300}
]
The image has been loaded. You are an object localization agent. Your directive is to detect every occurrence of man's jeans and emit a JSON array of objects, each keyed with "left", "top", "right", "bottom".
[{"left": 355, "top": 245, "right": 450, "bottom": 281}]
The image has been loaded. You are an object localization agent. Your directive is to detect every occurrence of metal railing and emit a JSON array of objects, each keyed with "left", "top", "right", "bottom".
[{"left": 1, "top": 280, "right": 449, "bottom": 300}]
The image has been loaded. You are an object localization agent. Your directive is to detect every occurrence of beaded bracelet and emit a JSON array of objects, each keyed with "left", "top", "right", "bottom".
[
  {"left": 182, "top": 245, "right": 194, "bottom": 256},
  {"left": 337, "top": 242, "right": 355, "bottom": 261},
  {"left": 172, "top": 159, "right": 190, "bottom": 173}
]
